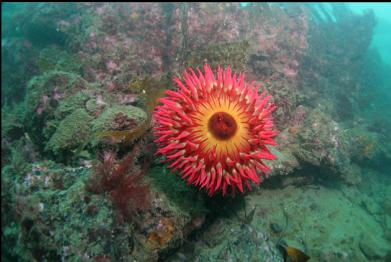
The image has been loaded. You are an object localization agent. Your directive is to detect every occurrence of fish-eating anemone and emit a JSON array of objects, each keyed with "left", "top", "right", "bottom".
[{"left": 153, "top": 64, "right": 278, "bottom": 196}]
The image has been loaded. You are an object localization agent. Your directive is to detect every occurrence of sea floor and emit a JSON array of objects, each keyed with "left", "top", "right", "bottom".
[{"left": 168, "top": 168, "right": 391, "bottom": 262}]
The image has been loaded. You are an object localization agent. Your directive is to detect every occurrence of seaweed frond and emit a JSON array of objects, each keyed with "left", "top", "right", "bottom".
[
  {"left": 86, "top": 143, "right": 151, "bottom": 221},
  {"left": 128, "top": 76, "right": 169, "bottom": 115},
  {"left": 96, "top": 119, "right": 150, "bottom": 145}
]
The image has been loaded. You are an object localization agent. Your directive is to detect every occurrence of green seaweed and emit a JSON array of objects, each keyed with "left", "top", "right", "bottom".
[
  {"left": 24, "top": 71, "right": 89, "bottom": 151},
  {"left": 91, "top": 105, "right": 148, "bottom": 145},
  {"left": 54, "top": 91, "right": 91, "bottom": 119},
  {"left": 46, "top": 108, "right": 93, "bottom": 158},
  {"left": 38, "top": 47, "right": 82, "bottom": 73},
  {"left": 1, "top": 103, "right": 25, "bottom": 141},
  {"left": 25, "top": 71, "right": 87, "bottom": 117},
  {"left": 149, "top": 166, "right": 209, "bottom": 216}
]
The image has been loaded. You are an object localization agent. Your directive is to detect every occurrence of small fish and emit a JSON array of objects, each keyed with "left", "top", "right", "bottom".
[{"left": 278, "top": 243, "right": 310, "bottom": 262}]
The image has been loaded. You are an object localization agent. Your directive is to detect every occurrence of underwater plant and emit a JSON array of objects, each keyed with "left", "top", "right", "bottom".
[
  {"left": 87, "top": 144, "right": 151, "bottom": 221},
  {"left": 154, "top": 64, "right": 278, "bottom": 196}
]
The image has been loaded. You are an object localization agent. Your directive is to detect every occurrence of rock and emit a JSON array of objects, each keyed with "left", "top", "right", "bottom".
[
  {"left": 192, "top": 217, "right": 283, "bottom": 261},
  {"left": 342, "top": 164, "right": 362, "bottom": 186},
  {"left": 38, "top": 47, "right": 81, "bottom": 73},
  {"left": 359, "top": 237, "right": 387, "bottom": 260},
  {"left": 294, "top": 107, "right": 351, "bottom": 175},
  {"left": 24, "top": 71, "right": 90, "bottom": 151},
  {"left": 265, "top": 143, "right": 300, "bottom": 177},
  {"left": 360, "top": 195, "right": 380, "bottom": 216},
  {"left": 25, "top": 71, "right": 88, "bottom": 120},
  {"left": 91, "top": 104, "right": 148, "bottom": 145},
  {"left": 270, "top": 222, "right": 284, "bottom": 233},
  {"left": 46, "top": 108, "right": 93, "bottom": 156}
]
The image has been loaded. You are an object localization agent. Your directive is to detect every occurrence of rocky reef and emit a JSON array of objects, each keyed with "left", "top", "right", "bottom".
[{"left": 2, "top": 3, "right": 391, "bottom": 261}]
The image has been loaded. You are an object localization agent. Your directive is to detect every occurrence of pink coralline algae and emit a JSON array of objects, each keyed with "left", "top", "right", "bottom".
[
  {"left": 284, "top": 64, "right": 298, "bottom": 78},
  {"left": 106, "top": 60, "right": 118, "bottom": 73}
]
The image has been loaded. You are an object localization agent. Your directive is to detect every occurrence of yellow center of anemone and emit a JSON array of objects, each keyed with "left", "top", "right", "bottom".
[{"left": 190, "top": 94, "right": 251, "bottom": 160}]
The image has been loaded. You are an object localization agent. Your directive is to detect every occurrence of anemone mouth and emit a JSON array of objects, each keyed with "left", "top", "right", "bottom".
[{"left": 208, "top": 111, "right": 237, "bottom": 140}]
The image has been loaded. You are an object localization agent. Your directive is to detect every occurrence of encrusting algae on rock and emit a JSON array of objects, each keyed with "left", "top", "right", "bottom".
[{"left": 2, "top": 3, "right": 391, "bottom": 262}]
